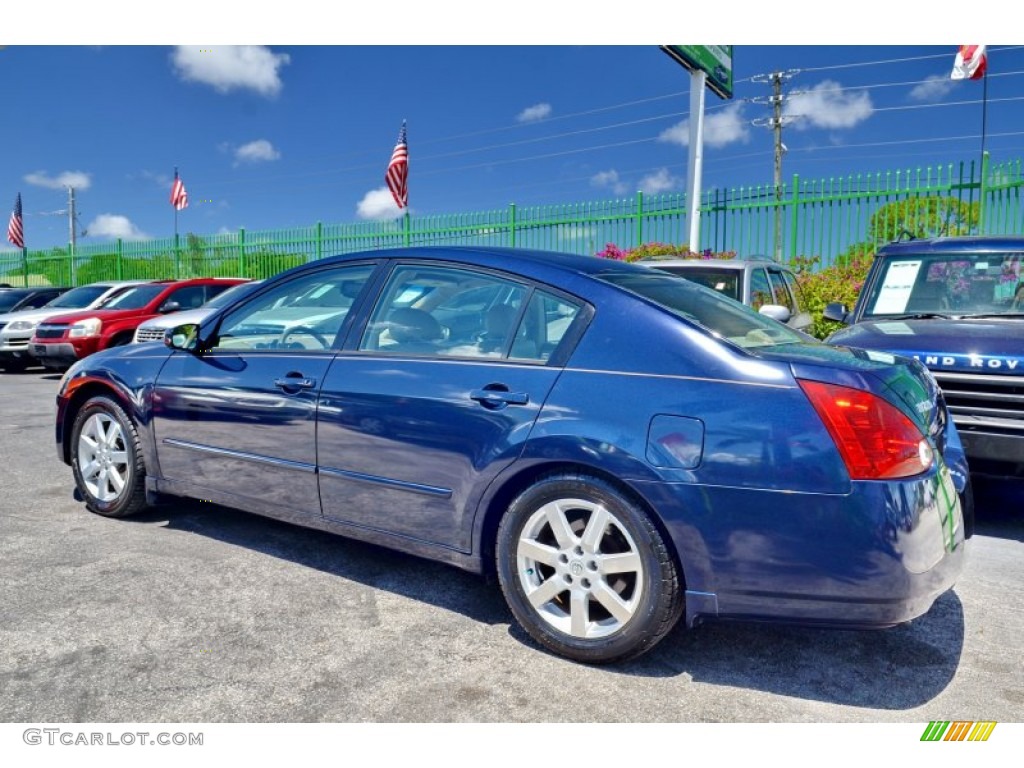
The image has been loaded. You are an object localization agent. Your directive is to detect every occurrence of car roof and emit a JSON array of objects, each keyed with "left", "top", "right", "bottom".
[
  {"left": 638, "top": 257, "right": 780, "bottom": 269},
  {"left": 877, "top": 235, "right": 1024, "bottom": 257}
]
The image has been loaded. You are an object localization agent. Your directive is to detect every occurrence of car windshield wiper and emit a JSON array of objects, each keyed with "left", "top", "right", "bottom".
[
  {"left": 882, "top": 312, "right": 956, "bottom": 320},
  {"left": 955, "top": 312, "right": 1024, "bottom": 319}
]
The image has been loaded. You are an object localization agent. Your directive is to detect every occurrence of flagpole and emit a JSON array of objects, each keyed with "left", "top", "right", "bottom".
[
  {"left": 21, "top": 246, "right": 28, "bottom": 289},
  {"left": 981, "top": 69, "right": 989, "bottom": 160}
]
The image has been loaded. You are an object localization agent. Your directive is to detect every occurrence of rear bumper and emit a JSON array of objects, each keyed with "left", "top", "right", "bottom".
[{"left": 641, "top": 462, "right": 965, "bottom": 629}]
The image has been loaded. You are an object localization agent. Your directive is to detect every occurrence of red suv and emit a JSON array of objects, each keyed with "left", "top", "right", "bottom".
[{"left": 30, "top": 278, "right": 246, "bottom": 370}]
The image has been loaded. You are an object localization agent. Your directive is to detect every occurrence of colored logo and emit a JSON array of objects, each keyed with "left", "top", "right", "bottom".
[{"left": 921, "top": 721, "right": 997, "bottom": 741}]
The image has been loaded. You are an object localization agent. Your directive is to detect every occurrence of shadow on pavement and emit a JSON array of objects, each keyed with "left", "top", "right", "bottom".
[{"left": 128, "top": 497, "right": 965, "bottom": 710}]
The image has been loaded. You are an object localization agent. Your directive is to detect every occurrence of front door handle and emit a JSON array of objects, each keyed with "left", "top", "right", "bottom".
[
  {"left": 470, "top": 387, "right": 529, "bottom": 409},
  {"left": 274, "top": 373, "right": 317, "bottom": 392}
]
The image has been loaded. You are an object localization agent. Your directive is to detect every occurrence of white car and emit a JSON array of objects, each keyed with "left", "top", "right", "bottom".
[
  {"left": 0, "top": 280, "right": 150, "bottom": 371},
  {"left": 133, "top": 280, "right": 261, "bottom": 343}
]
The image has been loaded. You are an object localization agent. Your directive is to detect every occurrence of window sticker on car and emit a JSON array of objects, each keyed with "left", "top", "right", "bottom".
[{"left": 874, "top": 260, "right": 923, "bottom": 314}]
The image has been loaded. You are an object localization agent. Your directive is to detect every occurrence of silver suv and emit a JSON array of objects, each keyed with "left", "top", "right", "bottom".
[{"left": 638, "top": 257, "right": 812, "bottom": 332}]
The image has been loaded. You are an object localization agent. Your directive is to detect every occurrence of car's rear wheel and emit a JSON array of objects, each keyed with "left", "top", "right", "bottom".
[
  {"left": 71, "top": 395, "right": 148, "bottom": 518},
  {"left": 496, "top": 473, "right": 683, "bottom": 664}
]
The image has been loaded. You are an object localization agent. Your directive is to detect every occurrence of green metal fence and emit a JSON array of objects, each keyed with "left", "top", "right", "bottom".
[{"left": 3, "top": 153, "right": 1022, "bottom": 288}]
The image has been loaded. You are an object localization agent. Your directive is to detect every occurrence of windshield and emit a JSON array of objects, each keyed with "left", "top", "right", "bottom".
[
  {"left": 652, "top": 266, "right": 741, "bottom": 302},
  {"left": 99, "top": 284, "right": 168, "bottom": 310},
  {"left": 863, "top": 251, "right": 1024, "bottom": 317},
  {"left": 0, "top": 291, "right": 31, "bottom": 311},
  {"left": 43, "top": 285, "right": 111, "bottom": 309},
  {"left": 597, "top": 270, "right": 805, "bottom": 349}
]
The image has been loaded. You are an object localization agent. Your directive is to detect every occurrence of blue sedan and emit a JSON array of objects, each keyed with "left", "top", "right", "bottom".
[{"left": 55, "top": 246, "right": 968, "bottom": 664}]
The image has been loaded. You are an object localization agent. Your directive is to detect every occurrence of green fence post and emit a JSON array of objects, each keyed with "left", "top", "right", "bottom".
[
  {"left": 979, "top": 151, "right": 990, "bottom": 235},
  {"left": 116, "top": 239, "right": 123, "bottom": 280},
  {"left": 509, "top": 203, "right": 516, "bottom": 248},
  {"left": 239, "top": 228, "right": 247, "bottom": 277},
  {"left": 789, "top": 174, "right": 801, "bottom": 262},
  {"left": 316, "top": 221, "right": 323, "bottom": 261},
  {"left": 635, "top": 191, "right": 644, "bottom": 247}
]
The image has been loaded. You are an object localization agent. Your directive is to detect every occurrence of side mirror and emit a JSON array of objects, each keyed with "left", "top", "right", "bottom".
[
  {"left": 159, "top": 301, "right": 182, "bottom": 314},
  {"left": 164, "top": 323, "right": 199, "bottom": 351},
  {"left": 823, "top": 303, "right": 849, "bottom": 324},
  {"left": 758, "top": 304, "right": 791, "bottom": 323}
]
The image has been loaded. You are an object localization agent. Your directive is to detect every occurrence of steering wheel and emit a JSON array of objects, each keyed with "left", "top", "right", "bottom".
[{"left": 279, "top": 325, "right": 331, "bottom": 349}]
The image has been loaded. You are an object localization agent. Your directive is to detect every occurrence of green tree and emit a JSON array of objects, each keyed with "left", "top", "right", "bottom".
[{"left": 867, "top": 196, "right": 980, "bottom": 243}]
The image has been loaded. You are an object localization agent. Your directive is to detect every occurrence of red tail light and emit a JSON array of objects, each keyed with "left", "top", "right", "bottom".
[{"left": 798, "top": 379, "right": 933, "bottom": 480}]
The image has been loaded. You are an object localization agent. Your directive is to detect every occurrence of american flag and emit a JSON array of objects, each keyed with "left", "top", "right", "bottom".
[
  {"left": 7, "top": 193, "right": 24, "bottom": 248},
  {"left": 951, "top": 45, "right": 988, "bottom": 81},
  {"left": 170, "top": 168, "right": 189, "bottom": 210},
  {"left": 386, "top": 121, "right": 409, "bottom": 209}
]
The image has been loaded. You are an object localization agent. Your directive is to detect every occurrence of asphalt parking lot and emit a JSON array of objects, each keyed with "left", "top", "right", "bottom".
[{"left": 1, "top": 368, "right": 1022, "bottom": 723}]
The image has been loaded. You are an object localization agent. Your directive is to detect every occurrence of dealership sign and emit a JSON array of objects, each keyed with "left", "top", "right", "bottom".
[{"left": 661, "top": 45, "right": 733, "bottom": 99}]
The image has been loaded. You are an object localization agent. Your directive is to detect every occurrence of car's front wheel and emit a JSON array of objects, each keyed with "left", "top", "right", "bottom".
[
  {"left": 71, "top": 395, "right": 148, "bottom": 518},
  {"left": 496, "top": 473, "right": 683, "bottom": 664}
]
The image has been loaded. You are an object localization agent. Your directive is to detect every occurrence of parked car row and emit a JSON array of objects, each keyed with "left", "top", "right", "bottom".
[{"left": 0, "top": 278, "right": 247, "bottom": 372}]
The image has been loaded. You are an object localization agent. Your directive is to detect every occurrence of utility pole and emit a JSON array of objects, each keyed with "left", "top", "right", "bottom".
[
  {"left": 68, "top": 186, "right": 78, "bottom": 286},
  {"left": 752, "top": 70, "right": 799, "bottom": 261}
]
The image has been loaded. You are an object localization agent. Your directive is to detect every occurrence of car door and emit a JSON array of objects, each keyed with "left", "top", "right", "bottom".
[
  {"left": 315, "top": 262, "right": 584, "bottom": 552},
  {"left": 150, "top": 262, "right": 379, "bottom": 516}
]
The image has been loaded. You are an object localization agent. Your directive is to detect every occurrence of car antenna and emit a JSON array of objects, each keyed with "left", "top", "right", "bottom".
[{"left": 896, "top": 228, "right": 917, "bottom": 242}]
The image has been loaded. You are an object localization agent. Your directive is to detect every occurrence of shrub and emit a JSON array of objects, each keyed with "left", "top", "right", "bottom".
[{"left": 793, "top": 253, "right": 875, "bottom": 339}]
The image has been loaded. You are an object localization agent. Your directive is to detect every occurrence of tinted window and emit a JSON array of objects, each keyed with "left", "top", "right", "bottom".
[
  {"left": 100, "top": 284, "right": 168, "bottom": 310},
  {"left": 749, "top": 268, "right": 772, "bottom": 310},
  {"left": 767, "top": 269, "right": 794, "bottom": 311},
  {"left": 654, "top": 266, "right": 741, "bottom": 301},
  {"left": 163, "top": 285, "right": 208, "bottom": 311},
  {"left": 43, "top": 284, "right": 112, "bottom": 309},
  {"left": 0, "top": 291, "right": 30, "bottom": 312},
  {"left": 213, "top": 265, "right": 374, "bottom": 352},
  {"left": 359, "top": 265, "right": 529, "bottom": 359},
  {"left": 598, "top": 270, "right": 804, "bottom": 349}
]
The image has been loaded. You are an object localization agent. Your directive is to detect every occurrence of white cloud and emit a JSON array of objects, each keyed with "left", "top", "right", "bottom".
[
  {"left": 234, "top": 139, "right": 281, "bottom": 165},
  {"left": 136, "top": 170, "right": 171, "bottom": 188},
  {"left": 517, "top": 102, "right": 552, "bottom": 123},
  {"left": 171, "top": 45, "right": 290, "bottom": 97},
  {"left": 590, "top": 170, "right": 628, "bottom": 195},
  {"left": 910, "top": 74, "right": 956, "bottom": 102},
  {"left": 85, "top": 214, "right": 149, "bottom": 241},
  {"left": 785, "top": 80, "right": 873, "bottom": 130},
  {"left": 658, "top": 102, "right": 750, "bottom": 148},
  {"left": 356, "top": 187, "right": 403, "bottom": 220},
  {"left": 25, "top": 170, "right": 92, "bottom": 190},
  {"left": 638, "top": 168, "right": 679, "bottom": 195}
]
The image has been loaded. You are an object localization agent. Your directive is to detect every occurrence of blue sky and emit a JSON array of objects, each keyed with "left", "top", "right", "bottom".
[{"left": 2, "top": 11, "right": 1018, "bottom": 252}]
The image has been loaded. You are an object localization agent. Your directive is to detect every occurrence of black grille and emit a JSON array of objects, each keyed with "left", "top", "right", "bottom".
[
  {"left": 34, "top": 324, "right": 68, "bottom": 339},
  {"left": 932, "top": 371, "right": 1024, "bottom": 436}
]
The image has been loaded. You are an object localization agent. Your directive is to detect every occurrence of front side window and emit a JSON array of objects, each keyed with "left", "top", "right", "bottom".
[
  {"left": 212, "top": 265, "right": 375, "bottom": 352},
  {"left": 748, "top": 268, "right": 772, "bottom": 311},
  {"left": 862, "top": 251, "right": 1024, "bottom": 317},
  {"left": 767, "top": 269, "right": 795, "bottom": 311},
  {"left": 100, "top": 284, "right": 168, "bottom": 310}
]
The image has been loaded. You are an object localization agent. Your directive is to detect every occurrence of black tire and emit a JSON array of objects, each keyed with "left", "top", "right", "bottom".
[
  {"left": 960, "top": 477, "right": 975, "bottom": 540},
  {"left": 70, "top": 395, "right": 148, "bottom": 518},
  {"left": 496, "top": 472, "right": 683, "bottom": 664}
]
